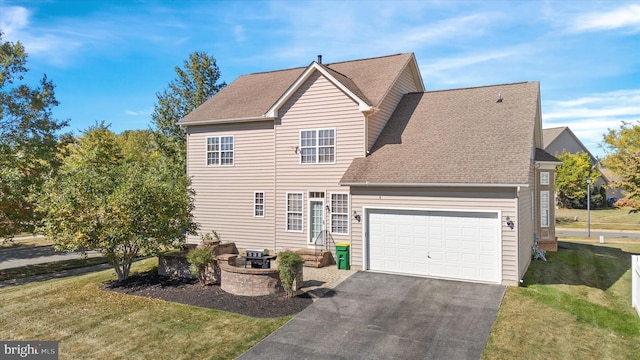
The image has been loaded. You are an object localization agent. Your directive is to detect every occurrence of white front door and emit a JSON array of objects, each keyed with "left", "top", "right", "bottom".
[{"left": 309, "top": 199, "right": 325, "bottom": 243}]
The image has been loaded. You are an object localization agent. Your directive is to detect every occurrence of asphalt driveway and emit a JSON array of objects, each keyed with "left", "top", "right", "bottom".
[{"left": 239, "top": 272, "right": 506, "bottom": 360}]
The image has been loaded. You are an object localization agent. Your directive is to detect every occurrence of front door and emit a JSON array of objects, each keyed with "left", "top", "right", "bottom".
[{"left": 308, "top": 196, "right": 325, "bottom": 244}]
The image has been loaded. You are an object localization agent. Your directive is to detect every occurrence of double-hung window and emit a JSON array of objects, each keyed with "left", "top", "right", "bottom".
[
  {"left": 540, "top": 191, "right": 550, "bottom": 227},
  {"left": 254, "top": 192, "right": 265, "bottom": 218},
  {"left": 206, "top": 136, "right": 234, "bottom": 166},
  {"left": 300, "top": 129, "right": 335, "bottom": 164},
  {"left": 286, "top": 193, "right": 303, "bottom": 232},
  {"left": 330, "top": 193, "right": 349, "bottom": 234}
]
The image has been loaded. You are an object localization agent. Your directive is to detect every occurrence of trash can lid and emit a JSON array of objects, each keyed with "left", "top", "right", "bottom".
[{"left": 335, "top": 242, "right": 350, "bottom": 247}]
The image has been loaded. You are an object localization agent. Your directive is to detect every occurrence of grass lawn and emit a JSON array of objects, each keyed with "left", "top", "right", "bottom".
[
  {"left": 556, "top": 207, "right": 640, "bottom": 230},
  {"left": 0, "top": 256, "right": 110, "bottom": 282},
  {"left": 0, "top": 258, "right": 291, "bottom": 359},
  {"left": 0, "top": 236, "right": 52, "bottom": 249},
  {"left": 484, "top": 240, "right": 640, "bottom": 359}
]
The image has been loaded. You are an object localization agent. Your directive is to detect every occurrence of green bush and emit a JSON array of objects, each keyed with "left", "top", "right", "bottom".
[
  {"left": 187, "top": 246, "right": 214, "bottom": 286},
  {"left": 277, "top": 250, "right": 303, "bottom": 298}
]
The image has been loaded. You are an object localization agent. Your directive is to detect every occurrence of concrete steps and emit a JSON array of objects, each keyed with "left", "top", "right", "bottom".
[{"left": 296, "top": 249, "right": 334, "bottom": 268}]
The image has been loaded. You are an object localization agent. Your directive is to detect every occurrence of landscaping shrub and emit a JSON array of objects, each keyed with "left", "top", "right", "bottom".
[
  {"left": 187, "top": 246, "right": 214, "bottom": 286},
  {"left": 277, "top": 250, "right": 303, "bottom": 298}
]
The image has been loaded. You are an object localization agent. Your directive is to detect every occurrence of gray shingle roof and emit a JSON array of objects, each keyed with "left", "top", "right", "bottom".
[
  {"left": 535, "top": 148, "right": 561, "bottom": 162},
  {"left": 542, "top": 127, "right": 567, "bottom": 149},
  {"left": 341, "top": 82, "right": 541, "bottom": 185},
  {"left": 180, "top": 53, "right": 415, "bottom": 125}
]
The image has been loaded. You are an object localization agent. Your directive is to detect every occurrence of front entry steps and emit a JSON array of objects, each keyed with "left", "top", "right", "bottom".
[{"left": 296, "top": 249, "right": 334, "bottom": 268}]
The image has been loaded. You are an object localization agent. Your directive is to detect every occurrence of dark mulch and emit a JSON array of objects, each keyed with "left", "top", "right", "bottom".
[{"left": 101, "top": 270, "right": 313, "bottom": 318}]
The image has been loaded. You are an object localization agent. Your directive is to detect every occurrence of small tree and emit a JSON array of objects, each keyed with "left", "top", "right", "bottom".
[
  {"left": 602, "top": 120, "right": 640, "bottom": 212},
  {"left": 555, "top": 151, "right": 600, "bottom": 208},
  {"left": 37, "top": 124, "right": 197, "bottom": 281},
  {"left": 187, "top": 247, "right": 214, "bottom": 286},
  {"left": 277, "top": 251, "right": 304, "bottom": 298}
]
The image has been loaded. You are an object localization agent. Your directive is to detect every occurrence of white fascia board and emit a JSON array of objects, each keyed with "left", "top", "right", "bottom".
[
  {"left": 339, "top": 182, "right": 528, "bottom": 188},
  {"left": 535, "top": 160, "right": 562, "bottom": 170},
  {"left": 265, "top": 62, "right": 373, "bottom": 118},
  {"left": 180, "top": 116, "right": 275, "bottom": 127}
]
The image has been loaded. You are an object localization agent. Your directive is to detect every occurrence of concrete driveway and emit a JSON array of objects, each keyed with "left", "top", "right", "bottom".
[{"left": 239, "top": 272, "right": 506, "bottom": 360}]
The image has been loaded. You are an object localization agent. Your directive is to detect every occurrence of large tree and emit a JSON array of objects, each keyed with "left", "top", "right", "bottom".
[
  {"left": 152, "top": 51, "right": 226, "bottom": 167},
  {"left": 0, "top": 32, "right": 69, "bottom": 239},
  {"left": 555, "top": 151, "right": 600, "bottom": 208},
  {"left": 602, "top": 120, "right": 640, "bottom": 212},
  {"left": 37, "top": 124, "right": 197, "bottom": 280}
]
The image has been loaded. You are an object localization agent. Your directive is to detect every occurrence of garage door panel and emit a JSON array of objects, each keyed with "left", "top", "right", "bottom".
[{"left": 367, "top": 209, "right": 499, "bottom": 283}]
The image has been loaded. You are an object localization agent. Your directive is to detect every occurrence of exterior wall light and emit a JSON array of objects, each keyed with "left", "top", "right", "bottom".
[
  {"left": 353, "top": 211, "right": 361, "bottom": 223},
  {"left": 505, "top": 216, "right": 514, "bottom": 229}
]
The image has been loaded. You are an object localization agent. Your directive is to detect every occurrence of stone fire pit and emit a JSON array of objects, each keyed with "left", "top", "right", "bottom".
[{"left": 219, "top": 262, "right": 282, "bottom": 296}]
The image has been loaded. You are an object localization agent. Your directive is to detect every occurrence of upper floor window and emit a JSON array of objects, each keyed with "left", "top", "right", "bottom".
[
  {"left": 540, "top": 172, "right": 549, "bottom": 185},
  {"left": 300, "top": 129, "right": 335, "bottom": 164},
  {"left": 207, "top": 136, "right": 234, "bottom": 166}
]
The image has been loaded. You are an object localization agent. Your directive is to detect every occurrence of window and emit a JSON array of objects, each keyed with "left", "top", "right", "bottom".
[
  {"left": 540, "top": 191, "right": 549, "bottom": 227},
  {"left": 540, "top": 172, "right": 549, "bottom": 185},
  {"left": 206, "top": 136, "right": 234, "bottom": 166},
  {"left": 254, "top": 192, "right": 264, "bottom": 217},
  {"left": 331, "top": 193, "right": 349, "bottom": 234},
  {"left": 286, "top": 193, "right": 303, "bottom": 232},
  {"left": 300, "top": 129, "right": 335, "bottom": 164}
]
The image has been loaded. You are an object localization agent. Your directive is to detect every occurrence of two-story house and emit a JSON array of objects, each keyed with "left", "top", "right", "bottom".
[{"left": 179, "top": 53, "right": 560, "bottom": 286}]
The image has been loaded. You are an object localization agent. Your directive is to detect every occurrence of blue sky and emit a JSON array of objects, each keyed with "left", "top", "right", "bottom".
[{"left": 1, "top": 0, "right": 640, "bottom": 158}]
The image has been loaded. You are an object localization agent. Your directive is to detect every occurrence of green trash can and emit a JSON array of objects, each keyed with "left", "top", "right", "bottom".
[{"left": 335, "top": 243, "right": 350, "bottom": 270}]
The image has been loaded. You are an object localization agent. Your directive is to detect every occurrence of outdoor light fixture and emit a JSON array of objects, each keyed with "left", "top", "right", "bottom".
[
  {"left": 505, "top": 216, "right": 514, "bottom": 229},
  {"left": 353, "top": 211, "right": 361, "bottom": 223}
]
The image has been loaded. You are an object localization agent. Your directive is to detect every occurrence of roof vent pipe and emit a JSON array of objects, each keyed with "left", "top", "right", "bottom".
[{"left": 317, "top": 55, "right": 322, "bottom": 64}]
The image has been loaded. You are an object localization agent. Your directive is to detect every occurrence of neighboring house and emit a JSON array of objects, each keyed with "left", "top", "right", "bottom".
[
  {"left": 542, "top": 126, "right": 623, "bottom": 199},
  {"left": 179, "top": 53, "right": 561, "bottom": 286}
]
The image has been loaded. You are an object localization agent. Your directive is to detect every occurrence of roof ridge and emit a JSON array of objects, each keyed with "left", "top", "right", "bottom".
[
  {"left": 246, "top": 53, "right": 410, "bottom": 76},
  {"left": 424, "top": 81, "right": 535, "bottom": 94}
]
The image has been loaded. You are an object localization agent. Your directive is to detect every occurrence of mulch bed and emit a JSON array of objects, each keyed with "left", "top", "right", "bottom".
[{"left": 101, "top": 270, "right": 313, "bottom": 318}]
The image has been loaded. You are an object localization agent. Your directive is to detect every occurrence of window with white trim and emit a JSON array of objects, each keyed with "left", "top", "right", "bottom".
[
  {"left": 254, "top": 192, "right": 264, "bottom": 218},
  {"left": 300, "top": 129, "right": 335, "bottom": 164},
  {"left": 206, "top": 136, "right": 234, "bottom": 166},
  {"left": 286, "top": 193, "right": 303, "bottom": 232},
  {"left": 540, "top": 191, "right": 550, "bottom": 227},
  {"left": 540, "top": 172, "right": 549, "bottom": 185},
  {"left": 331, "top": 193, "right": 349, "bottom": 234}
]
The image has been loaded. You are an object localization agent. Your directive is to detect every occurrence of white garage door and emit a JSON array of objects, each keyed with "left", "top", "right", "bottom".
[{"left": 367, "top": 209, "right": 500, "bottom": 283}]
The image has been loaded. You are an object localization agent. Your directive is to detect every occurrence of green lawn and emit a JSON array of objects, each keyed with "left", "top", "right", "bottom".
[
  {"left": 0, "top": 236, "right": 52, "bottom": 249},
  {"left": 556, "top": 207, "right": 640, "bottom": 230},
  {"left": 0, "top": 256, "right": 110, "bottom": 281},
  {"left": 484, "top": 240, "right": 640, "bottom": 359},
  {"left": 0, "top": 258, "right": 290, "bottom": 359}
]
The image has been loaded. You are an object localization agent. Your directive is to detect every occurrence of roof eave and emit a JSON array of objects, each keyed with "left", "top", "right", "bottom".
[
  {"left": 339, "top": 182, "right": 528, "bottom": 188},
  {"left": 180, "top": 115, "right": 276, "bottom": 127}
]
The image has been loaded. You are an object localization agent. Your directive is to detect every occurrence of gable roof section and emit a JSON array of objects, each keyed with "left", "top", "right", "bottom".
[
  {"left": 542, "top": 126, "right": 596, "bottom": 162},
  {"left": 535, "top": 148, "right": 561, "bottom": 163},
  {"left": 341, "top": 82, "right": 541, "bottom": 186},
  {"left": 180, "top": 53, "right": 420, "bottom": 125}
]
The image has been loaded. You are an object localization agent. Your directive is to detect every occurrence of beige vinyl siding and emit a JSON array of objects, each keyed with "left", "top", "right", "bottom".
[
  {"left": 186, "top": 121, "right": 276, "bottom": 249},
  {"left": 274, "top": 71, "right": 365, "bottom": 250},
  {"left": 367, "top": 65, "right": 420, "bottom": 150},
  {"left": 349, "top": 186, "right": 520, "bottom": 285},
  {"left": 517, "top": 159, "right": 536, "bottom": 281}
]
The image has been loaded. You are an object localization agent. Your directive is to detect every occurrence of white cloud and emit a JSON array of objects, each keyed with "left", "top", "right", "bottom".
[
  {"left": 544, "top": 89, "right": 640, "bottom": 157},
  {"left": 571, "top": 4, "right": 640, "bottom": 33},
  {"left": 0, "top": 6, "right": 29, "bottom": 35},
  {"left": 125, "top": 109, "right": 152, "bottom": 116}
]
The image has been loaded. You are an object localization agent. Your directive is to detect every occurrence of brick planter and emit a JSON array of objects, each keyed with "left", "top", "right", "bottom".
[{"left": 219, "top": 263, "right": 282, "bottom": 296}]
